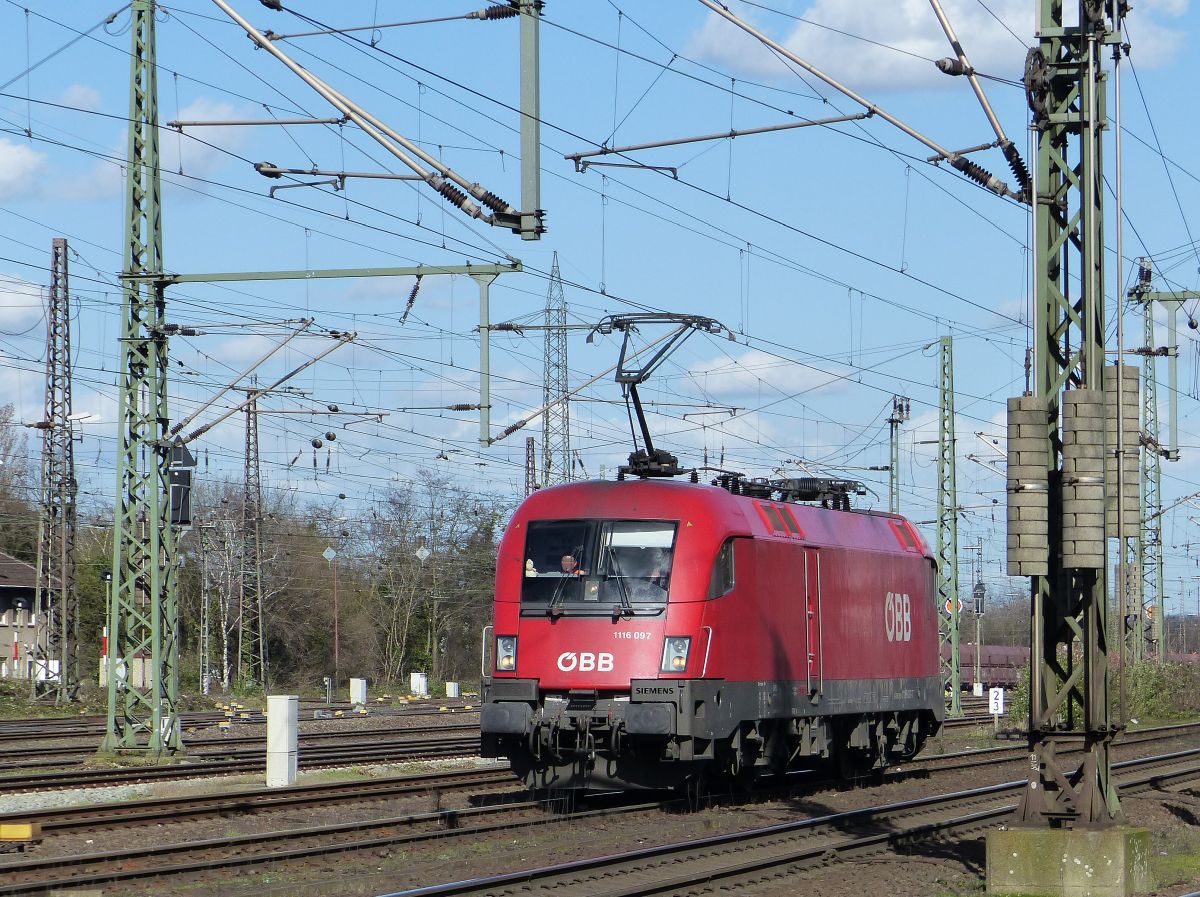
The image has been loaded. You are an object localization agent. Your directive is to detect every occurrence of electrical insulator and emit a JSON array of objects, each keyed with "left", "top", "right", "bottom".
[
  {"left": 325, "top": 432, "right": 336, "bottom": 441},
  {"left": 327, "top": 404, "right": 339, "bottom": 412},
  {"left": 311, "top": 438, "right": 323, "bottom": 449},
  {"left": 437, "top": 179, "right": 470, "bottom": 209},
  {"left": 935, "top": 58, "right": 969, "bottom": 76},
  {"left": 470, "top": 4, "right": 519, "bottom": 21},
  {"left": 1137, "top": 257, "right": 1153, "bottom": 287}
]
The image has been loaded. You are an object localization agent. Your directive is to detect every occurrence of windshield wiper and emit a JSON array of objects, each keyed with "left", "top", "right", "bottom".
[
  {"left": 547, "top": 573, "right": 569, "bottom": 617},
  {"left": 605, "top": 545, "right": 635, "bottom": 618}
]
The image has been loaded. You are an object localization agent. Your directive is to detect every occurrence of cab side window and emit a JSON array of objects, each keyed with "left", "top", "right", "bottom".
[{"left": 708, "top": 538, "right": 736, "bottom": 598}]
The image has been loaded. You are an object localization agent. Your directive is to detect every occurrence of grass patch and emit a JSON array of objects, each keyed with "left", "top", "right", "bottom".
[{"left": 1152, "top": 824, "right": 1200, "bottom": 891}]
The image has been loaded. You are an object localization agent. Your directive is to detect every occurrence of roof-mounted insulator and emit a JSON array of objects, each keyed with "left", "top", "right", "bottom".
[{"left": 469, "top": 4, "right": 519, "bottom": 20}]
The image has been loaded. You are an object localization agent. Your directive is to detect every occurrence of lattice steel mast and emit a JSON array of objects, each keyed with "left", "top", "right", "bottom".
[
  {"left": 32, "top": 237, "right": 77, "bottom": 703},
  {"left": 1129, "top": 259, "right": 1190, "bottom": 663},
  {"left": 524, "top": 436, "right": 538, "bottom": 496},
  {"left": 887, "top": 395, "right": 909, "bottom": 515},
  {"left": 541, "top": 252, "right": 570, "bottom": 486},
  {"left": 935, "top": 336, "right": 962, "bottom": 719},
  {"left": 1137, "top": 276, "right": 1161, "bottom": 663},
  {"left": 1009, "top": 0, "right": 1120, "bottom": 824},
  {"left": 240, "top": 391, "right": 265, "bottom": 686},
  {"left": 102, "top": 0, "right": 181, "bottom": 755}
]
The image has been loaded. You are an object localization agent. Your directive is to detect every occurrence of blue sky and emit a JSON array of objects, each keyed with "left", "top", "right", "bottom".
[{"left": 1, "top": 0, "right": 1200, "bottom": 614}]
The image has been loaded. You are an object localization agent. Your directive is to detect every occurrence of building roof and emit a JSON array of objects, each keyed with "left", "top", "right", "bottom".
[{"left": 0, "top": 551, "right": 36, "bottom": 592}]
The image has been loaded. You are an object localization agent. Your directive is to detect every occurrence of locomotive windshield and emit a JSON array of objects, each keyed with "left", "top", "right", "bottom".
[{"left": 522, "top": 519, "right": 677, "bottom": 612}]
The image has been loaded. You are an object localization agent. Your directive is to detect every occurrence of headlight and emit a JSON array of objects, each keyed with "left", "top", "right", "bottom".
[
  {"left": 495, "top": 636, "right": 517, "bottom": 672},
  {"left": 661, "top": 636, "right": 691, "bottom": 673}
]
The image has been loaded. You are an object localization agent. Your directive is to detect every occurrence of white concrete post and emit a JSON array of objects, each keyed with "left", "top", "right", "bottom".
[
  {"left": 266, "top": 694, "right": 299, "bottom": 788},
  {"left": 349, "top": 677, "right": 367, "bottom": 706}
]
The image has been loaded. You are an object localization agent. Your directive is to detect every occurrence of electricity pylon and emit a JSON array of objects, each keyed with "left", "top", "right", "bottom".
[
  {"left": 935, "top": 336, "right": 962, "bottom": 719},
  {"left": 541, "top": 252, "right": 570, "bottom": 486},
  {"left": 102, "top": 0, "right": 182, "bottom": 756},
  {"left": 32, "top": 237, "right": 77, "bottom": 703}
]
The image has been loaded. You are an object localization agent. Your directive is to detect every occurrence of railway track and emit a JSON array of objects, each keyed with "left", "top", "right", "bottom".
[
  {"left": 386, "top": 747, "right": 1200, "bottom": 897},
  {"left": 0, "top": 701, "right": 478, "bottom": 746},
  {"left": 0, "top": 733, "right": 482, "bottom": 792},
  {"left": 913, "top": 719, "right": 1200, "bottom": 773},
  {"left": 0, "top": 721, "right": 480, "bottom": 772},
  {"left": 13, "top": 720, "right": 1193, "bottom": 835},
  {"left": 1, "top": 726, "right": 1195, "bottom": 894},
  {"left": 0, "top": 764, "right": 518, "bottom": 834}
]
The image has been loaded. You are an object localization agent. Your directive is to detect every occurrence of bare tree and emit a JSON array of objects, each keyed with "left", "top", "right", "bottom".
[{"left": 0, "top": 403, "right": 36, "bottom": 560}]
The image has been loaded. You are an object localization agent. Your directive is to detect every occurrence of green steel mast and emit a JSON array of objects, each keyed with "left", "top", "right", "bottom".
[
  {"left": 102, "top": 0, "right": 181, "bottom": 755},
  {"left": 936, "top": 336, "right": 962, "bottom": 719},
  {"left": 1129, "top": 260, "right": 1191, "bottom": 663},
  {"left": 887, "top": 395, "right": 909, "bottom": 515},
  {"left": 1137, "top": 274, "right": 1162, "bottom": 663},
  {"left": 1012, "top": 0, "right": 1119, "bottom": 824}
]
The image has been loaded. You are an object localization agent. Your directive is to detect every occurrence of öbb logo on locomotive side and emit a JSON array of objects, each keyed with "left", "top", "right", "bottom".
[
  {"left": 884, "top": 592, "right": 912, "bottom": 642},
  {"left": 556, "top": 652, "right": 615, "bottom": 672}
]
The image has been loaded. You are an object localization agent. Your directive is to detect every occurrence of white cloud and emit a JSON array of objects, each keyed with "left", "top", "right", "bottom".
[
  {"left": 162, "top": 96, "right": 248, "bottom": 178},
  {"left": 1143, "top": 0, "right": 1188, "bottom": 16},
  {"left": 209, "top": 334, "right": 276, "bottom": 364},
  {"left": 0, "top": 138, "right": 47, "bottom": 199},
  {"left": 0, "top": 275, "right": 44, "bottom": 333},
  {"left": 686, "top": 347, "right": 846, "bottom": 400},
  {"left": 686, "top": 0, "right": 1188, "bottom": 91},
  {"left": 59, "top": 84, "right": 101, "bottom": 111},
  {"left": 51, "top": 96, "right": 251, "bottom": 203}
]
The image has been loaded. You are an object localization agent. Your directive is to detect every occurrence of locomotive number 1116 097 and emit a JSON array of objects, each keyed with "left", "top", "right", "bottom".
[{"left": 613, "top": 631, "right": 652, "bottom": 640}]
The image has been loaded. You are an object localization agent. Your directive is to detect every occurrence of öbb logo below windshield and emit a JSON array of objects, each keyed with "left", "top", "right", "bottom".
[{"left": 556, "top": 652, "right": 615, "bottom": 672}]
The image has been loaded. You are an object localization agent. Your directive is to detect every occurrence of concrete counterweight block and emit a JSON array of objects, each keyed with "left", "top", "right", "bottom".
[
  {"left": 1061, "top": 389, "right": 1105, "bottom": 569},
  {"left": 1007, "top": 395, "right": 1050, "bottom": 577},
  {"left": 266, "top": 694, "right": 299, "bottom": 788},
  {"left": 1103, "top": 364, "right": 1141, "bottom": 536},
  {"left": 986, "top": 826, "right": 1151, "bottom": 897},
  {"left": 350, "top": 677, "right": 367, "bottom": 706}
]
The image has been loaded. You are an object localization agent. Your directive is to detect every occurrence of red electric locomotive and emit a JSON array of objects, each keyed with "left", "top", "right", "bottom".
[{"left": 480, "top": 474, "right": 943, "bottom": 791}]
